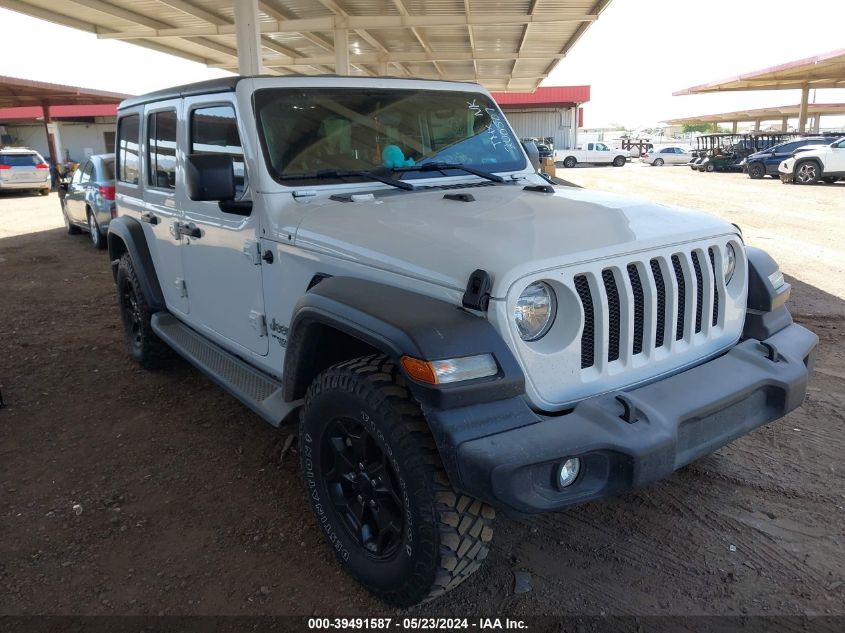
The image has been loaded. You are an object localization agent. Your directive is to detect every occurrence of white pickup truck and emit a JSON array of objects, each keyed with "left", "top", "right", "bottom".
[{"left": 554, "top": 142, "right": 630, "bottom": 168}]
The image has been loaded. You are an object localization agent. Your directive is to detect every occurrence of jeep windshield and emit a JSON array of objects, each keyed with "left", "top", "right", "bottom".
[{"left": 253, "top": 88, "right": 526, "bottom": 187}]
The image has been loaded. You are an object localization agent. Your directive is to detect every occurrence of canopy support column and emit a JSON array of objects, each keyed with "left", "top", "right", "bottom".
[
  {"left": 233, "top": 0, "right": 263, "bottom": 76},
  {"left": 797, "top": 85, "right": 809, "bottom": 133},
  {"left": 781, "top": 116, "right": 788, "bottom": 132},
  {"left": 40, "top": 103, "right": 57, "bottom": 166},
  {"left": 731, "top": 121, "right": 737, "bottom": 133},
  {"left": 335, "top": 28, "right": 349, "bottom": 75},
  {"left": 753, "top": 120, "right": 760, "bottom": 131},
  {"left": 812, "top": 115, "right": 820, "bottom": 133}
]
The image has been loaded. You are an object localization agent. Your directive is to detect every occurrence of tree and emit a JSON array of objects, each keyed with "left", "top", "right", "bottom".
[{"left": 682, "top": 123, "right": 712, "bottom": 133}]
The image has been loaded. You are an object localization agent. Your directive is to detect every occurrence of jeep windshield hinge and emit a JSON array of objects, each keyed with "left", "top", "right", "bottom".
[{"left": 462, "top": 269, "right": 493, "bottom": 311}]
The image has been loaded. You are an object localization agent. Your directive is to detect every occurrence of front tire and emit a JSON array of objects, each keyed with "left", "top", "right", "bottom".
[
  {"left": 116, "top": 253, "right": 173, "bottom": 369},
  {"left": 653, "top": 158, "right": 664, "bottom": 167},
  {"left": 747, "top": 162, "right": 765, "bottom": 179},
  {"left": 794, "top": 160, "right": 820, "bottom": 185},
  {"left": 88, "top": 211, "right": 106, "bottom": 250},
  {"left": 705, "top": 162, "right": 715, "bottom": 172},
  {"left": 300, "top": 355, "right": 494, "bottom": 606}
]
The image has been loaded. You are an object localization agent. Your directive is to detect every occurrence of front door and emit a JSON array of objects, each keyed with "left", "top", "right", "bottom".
[
  {"left": 178, "top": 99, "right": 268, "bottom": 356},
  {"left": 827, "top": 139, "right": 845, "bottom": 173}
]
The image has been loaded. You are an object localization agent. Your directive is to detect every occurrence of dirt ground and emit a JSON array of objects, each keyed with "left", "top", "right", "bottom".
[{"left": 1, "top": 167, "right": 843, "bottom": 619}]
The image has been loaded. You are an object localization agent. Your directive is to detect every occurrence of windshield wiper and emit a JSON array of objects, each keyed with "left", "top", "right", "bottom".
[
  {"left": 391, "top": 162, "right": 505, "bottom": 183},
  {"left": 280, "top": 169, "right": 415, "bottom": 191}
]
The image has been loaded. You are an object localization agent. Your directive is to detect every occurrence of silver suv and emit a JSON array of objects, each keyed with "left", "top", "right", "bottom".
[{"left": 0, "top": 148, "right": 51, "bottom": 196}]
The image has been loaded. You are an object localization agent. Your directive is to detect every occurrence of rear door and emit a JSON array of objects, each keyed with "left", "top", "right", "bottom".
[
  {"left": 141, "top": 102, "right": 190, "bottom": 316},
  {"left": 67, "top": 161, "right": 94, "bottom": 221},
  {"left": 178, "top": 98, "right": 268, "bottom": 356}
]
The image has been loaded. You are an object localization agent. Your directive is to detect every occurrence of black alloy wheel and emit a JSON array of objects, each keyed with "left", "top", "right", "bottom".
[{"left": 321, "top": 417, "right": 404, "bottom": 559}]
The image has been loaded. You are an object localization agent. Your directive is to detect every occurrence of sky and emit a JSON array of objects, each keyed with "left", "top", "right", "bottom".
[{"left": 0, "top": 1, "right": 843, "bottom": 129}]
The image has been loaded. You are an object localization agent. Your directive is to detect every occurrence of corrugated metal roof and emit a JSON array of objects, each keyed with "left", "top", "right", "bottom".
[
  {"left": 663, "top": 103, "right": 845, "bottom": 125},
  {"left": 674, "top": 48, "right": 845, "bottom": 95},
  {"left": 0, "top": 74, "right": 129, "bottom": 108},
  {"left": 1, "top": 0, "right": 613, "bottom": 93},
  {"left": 492, "top": 85, "right": 589, "bottom": 106},
  {"left": 0, "top": 104, "right": 120, "bottom": 120}
]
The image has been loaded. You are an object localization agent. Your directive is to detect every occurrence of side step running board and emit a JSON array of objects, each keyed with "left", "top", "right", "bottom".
[{"left": 151, "top": 312, "right": 300, "bottom": 427}]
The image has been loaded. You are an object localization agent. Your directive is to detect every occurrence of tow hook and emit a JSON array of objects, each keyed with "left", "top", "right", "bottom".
[
  {"left": 616, "top": 394, "right": 641, "bottom": 424},
  {"left": 759, "top": 341, "right": 780, "bottom": 362}
]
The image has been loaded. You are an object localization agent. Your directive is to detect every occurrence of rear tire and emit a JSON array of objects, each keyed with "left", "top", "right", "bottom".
[
  {"left": 40, "top": 188, "right": 50, "bottom": 196},
  {"left": 88, "top": 211, "right": 106, "bottom": 250},
  {"left": 301, "top": 355, "right": 494, "bottom": 606},
  {"left": 747, "top": 162, "right": 765, "bottom": 179},
  {"left": 563, "top": 156, "right": 577, "bottom": 169},
  {"left": 116, "top": 253, "right": 173, "bottom": 370},
  {"left": 612, "top": 155, "right": 626, "bottom": 167}
]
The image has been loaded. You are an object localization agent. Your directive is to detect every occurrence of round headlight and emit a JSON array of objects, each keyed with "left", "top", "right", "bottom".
[
  {"left": 514, "top": 281, "right": 557, "bottom": 341},
  {"left": 724, "top": 243, "right": 737, "bottom": 284}
]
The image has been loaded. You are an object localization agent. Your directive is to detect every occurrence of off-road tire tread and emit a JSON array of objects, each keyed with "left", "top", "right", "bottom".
[
  {"left": 117, "top": 253, "right": 173, "bottom": 370},
  {"left": 303, "top": 354, "right": 494, "bottom": 606}
]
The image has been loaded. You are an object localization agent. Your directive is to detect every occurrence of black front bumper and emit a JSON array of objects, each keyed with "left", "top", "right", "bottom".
[{"left": 429, "top": 323, "right": 817, "bottom": 515}]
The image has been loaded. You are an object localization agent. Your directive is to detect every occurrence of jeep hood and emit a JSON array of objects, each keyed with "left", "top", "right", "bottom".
[{"left": 293, "top": 183, "right": 737, "bottom": 297}]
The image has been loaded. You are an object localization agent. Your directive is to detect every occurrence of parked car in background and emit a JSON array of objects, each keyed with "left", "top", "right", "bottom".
[
  {"left": 743, "top": 137, "right": 833, "bottom": 179},
  {"left": 59, "top": 153, "right": 116, "bottom": 249},
  {"left": 0, "top": 147, "right": 51, "bottom": 196},
  {"left": 554, "top": 142, "right": 629, "bottom": 167},
  {"left": 641, "top": 146, "right": 692, "bottom": 166},
  {"left": 779, "top": 137, "right": 845, "bottom": 184}
]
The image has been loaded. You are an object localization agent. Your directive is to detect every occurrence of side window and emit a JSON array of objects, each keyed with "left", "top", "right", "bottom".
[
  {"left": 71, "top": 166, "right": 83, "bottom": 184},
  {"left": 79, "top": 162, "right": 94, "bottom": 184},
  {"left": 190, "top": 105, "right": 246, "bottom": 197},
  {"left": 777, "top": 142, "right": 797, "bottom": 153},
  {"left": 595, "top": 143, "right": 608, "bottom": 151},
  {"left": 835, "top": 139, "right": 845, "bottom": 149},
  {"left": 147, "top": 109, "right": 178, "bottom": 190},
  {"left": 116, "top": 114, "right": 140, "bottom": 185}
]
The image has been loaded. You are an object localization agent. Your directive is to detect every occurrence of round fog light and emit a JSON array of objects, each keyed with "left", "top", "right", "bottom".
[{"left": 557, "top": 458, "right": 581, "bottom": 489}]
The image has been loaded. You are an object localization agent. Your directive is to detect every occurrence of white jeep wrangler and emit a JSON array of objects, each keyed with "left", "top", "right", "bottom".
[{"left": 108, "top": 76, "right": 817, "bottom": 606}]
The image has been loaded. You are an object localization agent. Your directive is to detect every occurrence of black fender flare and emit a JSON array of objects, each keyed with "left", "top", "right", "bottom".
[
  {"left": 283, "top": 276, "right": 525, "bottom": 410},
  {"left": 743, "top": 247, "right": 792, "bottom": 340},
  {"left": 107, "top": 216, "right": 166, "bottom": 312}
]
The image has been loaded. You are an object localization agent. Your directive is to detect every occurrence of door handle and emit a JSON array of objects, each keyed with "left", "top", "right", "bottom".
[
  {"left": 140, "top": 212, "right": 159, "bottom": 225},
  {"left": 177, "top": 222, "right": 201, "bottom": 239}
]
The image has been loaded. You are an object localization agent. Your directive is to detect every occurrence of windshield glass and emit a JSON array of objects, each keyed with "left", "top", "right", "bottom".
[{"left": 253, "top": 88, "right": 525, "bottom": 185}]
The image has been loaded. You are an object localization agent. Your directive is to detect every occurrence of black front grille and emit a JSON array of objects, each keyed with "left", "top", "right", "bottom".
[
  {"left": 671, "top": 255, "right": 686, "bottom": 340},
  {"left": 573, "top": 248, "right": 724, "bottom": 371},
  {"left": 602, "top": 269, "right": 621, "bottom": 362},
  {"left": 691, "top": 251, "right": 704, "bottom": 334},
  {"left": 708, "top": 248, "right": 719, "bottom": 326},
  {"left": 650, "top": 258, "right": 667, "bottom": 348},
  {"left": 627, "top": 264, "right": 645, "bottom": 355},
  {"left": 574, "top": 275, "right": 594, "bottom": 369}
]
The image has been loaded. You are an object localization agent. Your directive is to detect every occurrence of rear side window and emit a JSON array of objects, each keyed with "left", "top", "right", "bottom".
[
  {"left": 80, "top": 162, "right": 94, "bottom": 183},
  {"left": 0, "top": 153, "right": 39, "bottom": 166},
  {"left": 116, "top": 114, "right": 140, "bottom": 184},
  {"left": 148, "top": 110, "right": 177, "bottom": 190},
  {"left": 102, "top": 159, "right": 115, "bottom": 181},
  {"left": 190, "top": 105, "right": 246, "bottom": 196}
]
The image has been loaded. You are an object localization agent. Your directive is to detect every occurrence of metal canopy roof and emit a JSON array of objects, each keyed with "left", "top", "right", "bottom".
[
  {"left": 0, "top": 74, "right": 129, "bottom": 108},
  {"left": 674, "top": 48, "right": 845, "bottom": 95},
  {"left": 664, "top": 103, "right": 845, "bottom": 125},
  {"left": 0, "top": 0, "right": 611, "bottom": 92}
]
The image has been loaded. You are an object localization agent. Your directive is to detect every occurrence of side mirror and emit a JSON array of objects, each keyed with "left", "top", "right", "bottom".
[
  {"left": 185, "top": 154, "right": 235, "bottom": 202},
  {"left": 521, "top": 140, "right": 541, "bottom": 172}
]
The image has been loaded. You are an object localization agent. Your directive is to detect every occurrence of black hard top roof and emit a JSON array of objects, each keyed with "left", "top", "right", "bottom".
[{"left": 118, "top": 74, "right": 480, "bottom": 111}]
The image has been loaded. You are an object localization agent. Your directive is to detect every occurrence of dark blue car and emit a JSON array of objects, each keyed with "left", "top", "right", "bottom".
[{"left": 744, "top": 137, "right": 832, "bottom": 178}]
